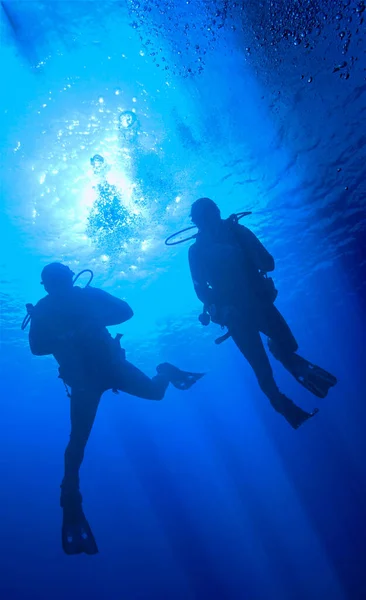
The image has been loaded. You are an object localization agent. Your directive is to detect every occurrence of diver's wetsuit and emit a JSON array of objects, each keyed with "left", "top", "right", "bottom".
[
  {"left": 189, "top": 218, "right": 316, "bottom": 428},
  {"left": 29, "top": 286, "right": 171, "bottom": 502},
  {"left": 29, "top": 283, "right": 202, "bottom": 554}
]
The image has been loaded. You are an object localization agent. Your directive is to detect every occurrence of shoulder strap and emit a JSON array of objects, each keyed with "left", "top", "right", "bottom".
[{"left": 225, "top": 214, "right": 246, "bottom": 250}]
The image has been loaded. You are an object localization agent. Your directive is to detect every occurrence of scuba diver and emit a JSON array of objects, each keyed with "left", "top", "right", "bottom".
[
  {"left": 187, "top": 198, "right": 337, "bottom": 429},
  {"left": 25, "top": 262, "right": 203, "bottom": 555}
]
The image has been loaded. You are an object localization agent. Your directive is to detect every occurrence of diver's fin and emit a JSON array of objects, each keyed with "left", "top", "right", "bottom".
[
  {"left": 288, "top": 407, "right": 319, "bottom": 430},
  {"left": 274, "top": 393, "right": 319, "bottom": 429},
  {"left": 157, "top": 363, "right": 205, "bottom": 390},
  {"left": 290, "top": 356, "right": 337, "bottom": 399},
  {"left": 62, "top": 506, "right": 98, "bottom": 556},
  {"left": 268, "top": 342, "right": 337, "bottom": 399}
]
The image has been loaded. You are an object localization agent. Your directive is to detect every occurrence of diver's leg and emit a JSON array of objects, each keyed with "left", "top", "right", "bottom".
[
  {"left": 113, "top": 360, "right": 170, "bottom": 400},
  {"left": 231, "top": 324, "right": 280, "bottom": 399},
  {"left": 264, "top": 306, "right": 337, "bottom": 398},
  {"left": 231, "top": 323, "right": 315, "bottom": 428},
  {"left": 60, "top": 386, "right": 101, "bottom": 555},
  {"left": 61, "top": 387, "right": 101, "bottom": 503},
  {"left": 261, "top": 304, "right": 299, "bottom": 357},
  {"left": 112, "top": 360, "right": 203, "bottom": 400}
]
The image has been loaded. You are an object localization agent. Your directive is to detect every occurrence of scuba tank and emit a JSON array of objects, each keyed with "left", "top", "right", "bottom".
[
  {"left": 196, "top": 213, "right": 278, "bottom": 344},
  {"left": 228, "top": 213, "right": 278, "bottom": 304}
]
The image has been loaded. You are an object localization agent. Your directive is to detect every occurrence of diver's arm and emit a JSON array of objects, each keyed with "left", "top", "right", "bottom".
[
  {"left": 237, "top": 225, "right": 275, "bottom": 272},
  {"left": 29, "top": 314, "right": 55, "bottom": 356},
  {"left": 85, "top": 287, "right": 134, "bottom": 326},
  {"left": 188, "top": 245, "right": 213, "bottom": 306}
]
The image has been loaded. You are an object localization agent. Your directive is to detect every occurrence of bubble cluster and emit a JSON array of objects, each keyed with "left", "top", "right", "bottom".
[
  {"left": 86, "top": 180, "right": 136, "bottom": 252},
  {"left": 232, "top": 0, "right": 365, "bottom": 81},
  {"left": 126, "top": 0, "right": 364, "bottom": 80},
  {"left": 127, "top": 0, "right": 231, "bottom": 77}
]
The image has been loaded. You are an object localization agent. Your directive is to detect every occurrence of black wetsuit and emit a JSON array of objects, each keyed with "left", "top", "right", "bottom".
[
  {"left": 29, "top": 286, "right": 170, "bottom": 501},
  {"left": 189, "top": 219, "right": 310, "bottom": 426}
]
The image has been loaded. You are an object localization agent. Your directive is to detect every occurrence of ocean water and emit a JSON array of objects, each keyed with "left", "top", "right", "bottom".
[{"left": 0, "top": 1, "right": 365, "bottom": 599}]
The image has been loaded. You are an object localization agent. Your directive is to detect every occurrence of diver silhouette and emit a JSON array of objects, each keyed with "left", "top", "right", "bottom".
[
  {"left": 27, "top": 262, "right": 203, "bottom": 555},
  {"left": 188, "top": 198, "right": 337, "bottom": 429}
]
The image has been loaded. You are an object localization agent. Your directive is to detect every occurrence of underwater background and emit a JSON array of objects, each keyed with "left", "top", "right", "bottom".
[{"left": 0, "top": 1, "right": 365, "bottom": 598}]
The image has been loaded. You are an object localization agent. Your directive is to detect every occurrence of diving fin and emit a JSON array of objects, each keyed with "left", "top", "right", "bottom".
[
  {"left": 268, "top": 341, "right": 337, "bottom": 399},
  {"left": 62, "top": 503, "right": 98, "bottom": 556},
  {"left": 157, "top": 363, "right": 205, "bottom": 390},
  {"left": 288, "top": 355, "right": 337, "bottom": 399},
  {"left": 285, "top": 406, "right": 319, "bottom": 430},
  {"left": 273, "top": 393, "right": 319, "bottom": 429}
]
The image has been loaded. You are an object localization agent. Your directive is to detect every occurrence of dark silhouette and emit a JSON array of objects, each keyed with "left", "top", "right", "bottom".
[
  {"left": 27, "top": 262, "right": 202, "bottom": 554},
  {"left": 188, "top": 198, "right": 337, "bottom": 429}
]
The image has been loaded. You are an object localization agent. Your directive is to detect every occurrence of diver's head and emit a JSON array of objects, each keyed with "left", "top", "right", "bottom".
[
  {"left": 41, "top": 263, "right": 74, "bottom": 295},
  {"left": 190, "top": 198, "right": 221, "bottom": 231}
]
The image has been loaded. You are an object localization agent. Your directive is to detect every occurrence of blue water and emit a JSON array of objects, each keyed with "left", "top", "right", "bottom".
[{"left": 1, "top": 1, "right": 366, "bottom": 599}]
